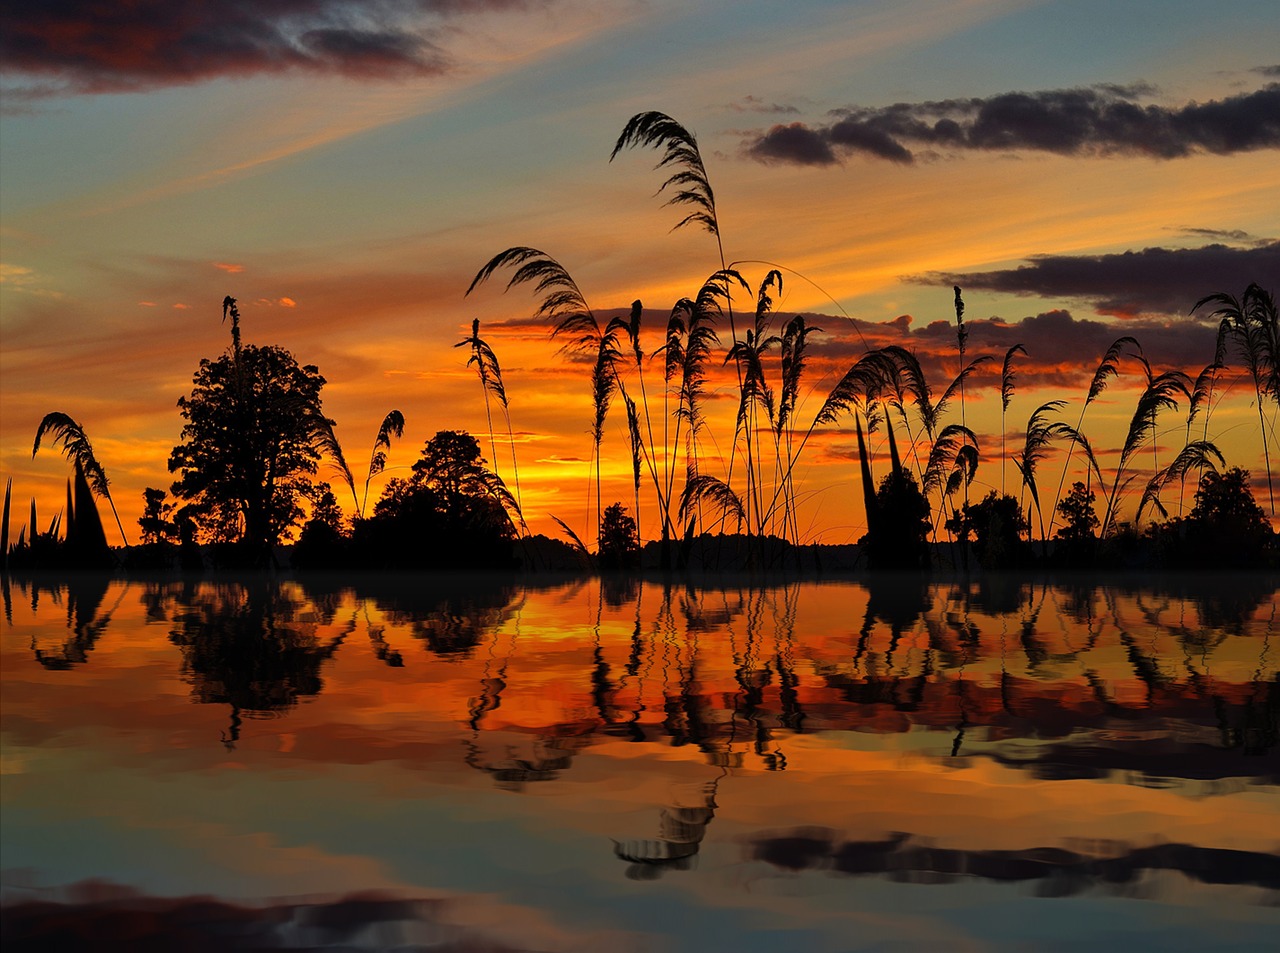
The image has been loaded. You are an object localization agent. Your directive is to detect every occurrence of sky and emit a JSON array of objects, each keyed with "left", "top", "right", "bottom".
[{"left": 2, "top": 0, "right": 1278, "bottom": 546}]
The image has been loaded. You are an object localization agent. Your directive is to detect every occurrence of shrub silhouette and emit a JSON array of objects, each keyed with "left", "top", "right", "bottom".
[
  {"left": 352, "top": 431, "right": 518, "bottom": 570},
  {"left": 599, "top": 502, "right": 640, "bottom": 570},
  {"left": 946, "top": 491, "right": 1031, "bottom": 570}
]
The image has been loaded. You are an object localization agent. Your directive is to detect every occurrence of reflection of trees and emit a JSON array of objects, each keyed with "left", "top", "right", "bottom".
[
  {"left": 463, "top": 731, "right": 588, "bottom": 792},
  {"left": 358, "top": 575, "right": 519, "bottom": 657},
  {"left": 168, "top": 582, "right": 344, "bottom": 748}
]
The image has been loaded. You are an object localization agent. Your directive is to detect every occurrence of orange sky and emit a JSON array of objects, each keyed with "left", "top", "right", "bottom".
[{"left": 2, "top": 1, "right": 1278, "bottom": 544}]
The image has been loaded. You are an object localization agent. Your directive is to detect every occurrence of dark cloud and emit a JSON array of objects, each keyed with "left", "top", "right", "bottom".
[
  {"left": 1253, "top": 65, "right": 1280, "bottom": 77},
  {"left": 745, "top": 82, "right": 1280, "bottom": 165},
  {"left": 912, "top": 242, "right": 1280, "bottom": 318},
  {"left": 799, "top": 306, "right": 1222, "bottom": 397},
  {"left": 750, "top": 122, "right": 838, "bottom": 165},
  {"left": 0, "top": 0, "right": 535, "bottom": 93},
  {"left": 1172, "top": 226, "right": 1260, "bottom": 244}
]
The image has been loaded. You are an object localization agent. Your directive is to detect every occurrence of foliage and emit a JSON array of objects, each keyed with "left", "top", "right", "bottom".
[
  {"left": 598, "top": 502, "right": 640, "bottom": 571},
  {"left": 862, "top": 469, "right": 932, "bottom": 571},
  {"left": 168, "top": 344, "right": 331, "bottom": 556},
  {"left": 945, "top": 492, "right": 1030, "bottom": 570},
  {"left": 1140, "top": 468, "right": 1274, "bottom": 570},
  {"left": 32, "top": 412, "right": 128, "bottom": 545},
  {"left": 291, "top": 484, "right": 348, "bottom": 570},
  {"left": 1055, "top": 482, "right": 1099, "bottom": 542},
  {"left": 138, "top": 487, "right": 177, "bottom": 545},
  {"left": 352, "top": 431, "right": 518, "bottom": 570},
  {"left": 1186, "top": 468, "right": 1272, "bottom": 561},
  {"left": 1194, "top": 284, "right": 1277, "bottom": 515},
  {"left": 610, "top": 111, "right": 720, "bottom": 238}
]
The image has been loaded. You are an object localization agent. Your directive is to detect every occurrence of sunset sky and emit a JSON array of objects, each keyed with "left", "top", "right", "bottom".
[{"left": 2, "top": 0, "right": 1278, "bottom": 545}]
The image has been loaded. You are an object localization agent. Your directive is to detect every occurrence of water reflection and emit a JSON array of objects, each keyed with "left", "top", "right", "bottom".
[
  {"left": 167, "top": 582, "right": 345, "bottom": 748},
  {"left": 751, "top": 828, "right": 1280, "bottom": 892},
  {"left": 3, "top": 571, "right": 1277, "bottom": 944}
]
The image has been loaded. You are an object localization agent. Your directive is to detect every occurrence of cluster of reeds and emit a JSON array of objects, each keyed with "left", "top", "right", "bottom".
[{"left": 459, "top": 111, "right": 1276, "bottom": 555}]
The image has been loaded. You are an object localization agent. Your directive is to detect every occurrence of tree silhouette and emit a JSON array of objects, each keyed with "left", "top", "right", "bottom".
[
  {"left": 169, "top": 343, "right": 332, "bottom": 559},
  {"left": 354, "top": 431, "right": 519, "bottom": 570},
  {"left": 946, "top": 491, "right": 1030, "bottom": 570},
  {"left": 599, "top": 502, "right": 640, "bottom": 570},
  {"left": 138, "top": 487, "right": 177, "bottom": 545}
]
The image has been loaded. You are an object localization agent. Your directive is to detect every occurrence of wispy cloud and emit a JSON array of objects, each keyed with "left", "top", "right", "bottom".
[
  {"left": 725, "top": 95, "right": 800, "bottom": 115},
  {"left": 0, "top": 262, "right": 64, "bottom": 298},
  {"left": 0, "top": 0, "right": 544, "bottom": 96},
  {"left": 747, "top": 81, "right": 1280, "bottom": 165},
  {"left": 910, "top": 242, "right": 1280, "bottom": 318}
]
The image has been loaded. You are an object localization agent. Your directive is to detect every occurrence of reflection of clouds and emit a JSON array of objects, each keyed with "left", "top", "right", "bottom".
[
  {"left": 750, "top": 826, "right": 1280, "bottom": 894},
  {"left": 0, "top": 881, "right": 630, "bottom": 953}
]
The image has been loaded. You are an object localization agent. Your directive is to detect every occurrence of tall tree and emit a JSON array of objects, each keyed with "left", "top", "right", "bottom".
[{"left": 169, "top": 344, "right": 332, "bottom": 555}]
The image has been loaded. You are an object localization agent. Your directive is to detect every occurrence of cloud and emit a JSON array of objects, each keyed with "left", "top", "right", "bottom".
[
  {"left": 790, "top": 306, "right": 1223, "bottom": 399},
  {"left": 0, "top": 0, "right": 538, "bottom": 94},
  {"left": 747, "top": 122, "right": 838, "bottom": 166},
  {"left": 726, "top": 95, "right": 801, "bottom": 115},
  {"left": 0, "top": 262, "right": 64, "bottom": 298},
  {"left": 745, "top": 81, "right": 1280, "bottom": 165},
  {"left": 213, "top": 262, "right": 245, "bottom": 274},
  {"left": 1171, "top": 226, "right": 1261, "bottom": 244},
  {"left": 910, "top": 241, "right": 1280, "bottom": 317}
]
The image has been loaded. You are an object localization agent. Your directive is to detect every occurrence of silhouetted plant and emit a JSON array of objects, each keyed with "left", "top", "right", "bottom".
[
  {"left": 1194, "top": 284, "right": 1278, "bottom": 515},
  {"left": 1056, "top": 481, "right": 1100, "bottom": 541},
  {"left": 599, "top": 502, "right": 640, "bottom": 571},
  {"left": 467, "top": 247, "right": 613, "bottom": 543},
  {"left": 362, "top": 410, "right": 406, "bottom": 519},
  {"left": 1046, "top": 336, "right": 1139, "bottom": 538},
  {"left": 1100, "top": 362, "right": 1191, "bottom": 535},
  {"left": 863, "top": 468, "right": 931, "bottom": 571},
  {"left": 1013, "top": 401, "right": 1070, "bottom": 546},
  {"left": 292, "top": 483, "right": 348, "bottom": 569},
  {"left": 1137, "top": 440, "right": 1224, "bottom": 523},
  {"left": 1, "top": 478, "right": 10, "bottom": 570},
  {"left": 138, "top": 487, "right": 177, "bottom": 544},
  {"left": 945, "top": 491, "right": 1030, "bottom": 570},
  {"left": 1000, "top": 344, "right": 1027, "bottom": 495},
  {"left": 1186, "top": 467, "right": 1273, "bottom": 563},
  {"left": 169, "top": 341, "right": 331, "bottom": 559},
  {"left": 354, "top": 430, "right": 518, "bottom": 570},
  {"left": 457, "top": 319, "right": 521, "bottom": 516},
  {"left": 32, "top": 412, "right": 128, "bottom": 546}
]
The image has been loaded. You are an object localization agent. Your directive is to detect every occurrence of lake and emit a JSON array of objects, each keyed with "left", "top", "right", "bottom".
[{"left": 2, "top": 573, "right": 1277, "bottom": 952}]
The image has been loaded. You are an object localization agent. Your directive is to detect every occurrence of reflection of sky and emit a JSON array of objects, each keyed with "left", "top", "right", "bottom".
[
  {"left": 3, "top": 578, "right": 1278, "bottom": 949},
  {"left": 2, "top": 1, "right": 1279, "bottom": 543}
]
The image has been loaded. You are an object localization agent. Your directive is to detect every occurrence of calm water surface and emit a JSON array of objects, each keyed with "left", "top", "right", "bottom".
[{"left": 2, "top": 573, "right": 1277, "bottom": 952}]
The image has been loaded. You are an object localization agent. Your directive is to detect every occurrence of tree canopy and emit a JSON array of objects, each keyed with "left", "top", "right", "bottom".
[
  {"left": 353, "top": 430, "right": 519, "bottom": 570},
  {"left": 168, "top": 344, "right": 331, "bottom": 555}
]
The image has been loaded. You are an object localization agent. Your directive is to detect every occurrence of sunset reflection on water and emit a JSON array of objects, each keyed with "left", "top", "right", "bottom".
[{"left": 2, "top": 573, "right": 1277, "bottom": 952}]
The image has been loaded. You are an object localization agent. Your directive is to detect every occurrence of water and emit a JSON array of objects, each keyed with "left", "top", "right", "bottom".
[{"left": 2, "top": 573, "right": 1277, "bottom": 952}]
